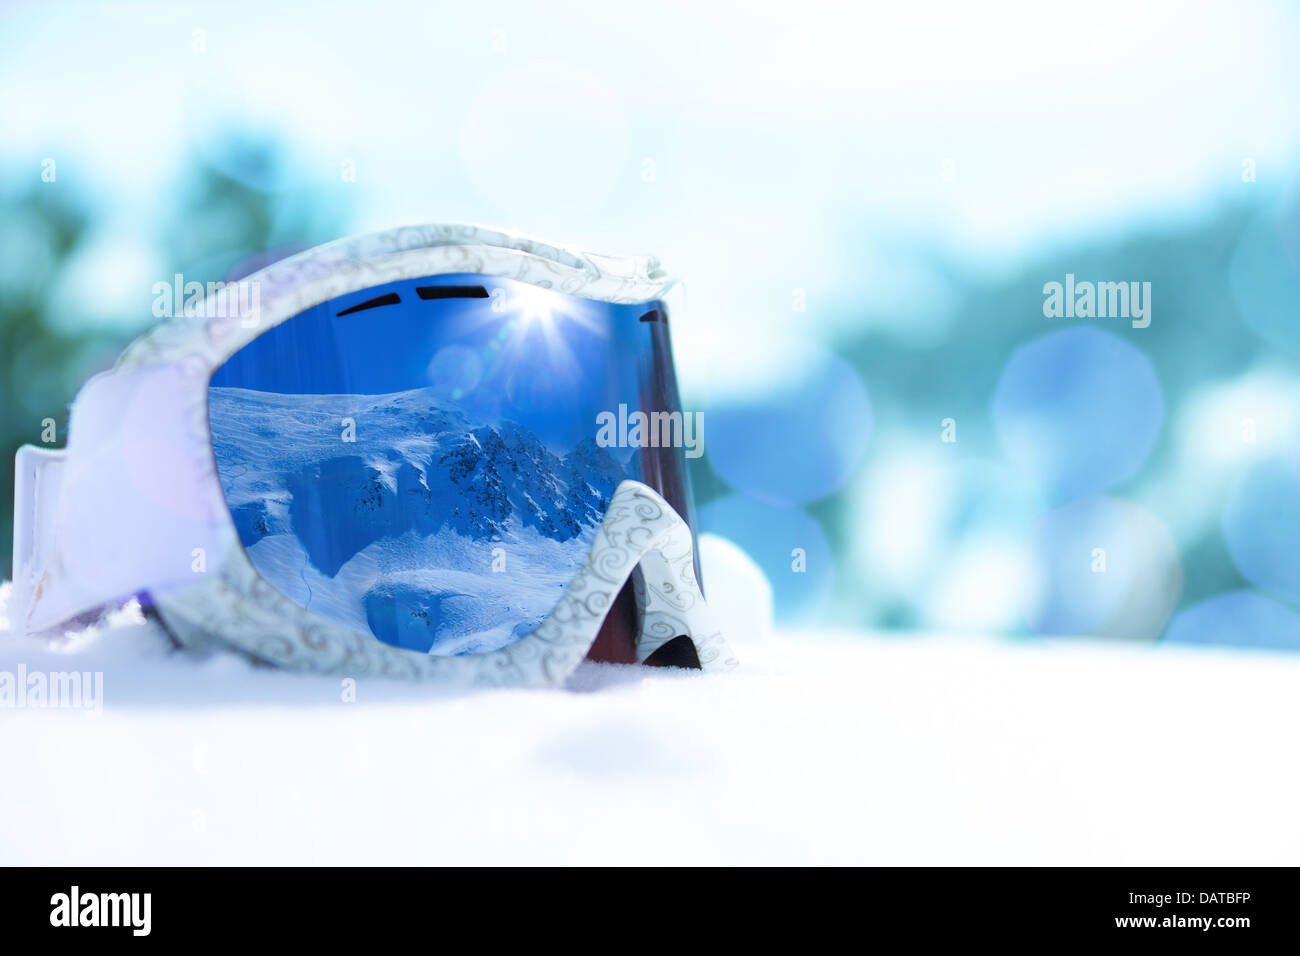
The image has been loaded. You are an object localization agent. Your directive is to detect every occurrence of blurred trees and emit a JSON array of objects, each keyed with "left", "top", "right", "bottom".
[
  {"left": 691, "top": 201, "right": 1295, "bottom": 636},
  {"left": 0, "top": 137, "right": 352, "bottom": 579}
]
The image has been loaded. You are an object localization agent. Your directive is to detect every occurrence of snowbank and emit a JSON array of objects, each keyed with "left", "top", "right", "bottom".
[{"left": 2, "top": 555, "right": 1297, "bottom": 865}]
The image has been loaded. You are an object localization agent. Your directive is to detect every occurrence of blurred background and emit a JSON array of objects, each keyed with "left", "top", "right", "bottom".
[{"left": 2, "top": 0, "right": 1298, "bottom": 648}]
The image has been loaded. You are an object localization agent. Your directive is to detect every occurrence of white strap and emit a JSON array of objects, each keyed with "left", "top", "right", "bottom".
[{"left": 10, "top": 444, "right": 68, "bottom": 635}]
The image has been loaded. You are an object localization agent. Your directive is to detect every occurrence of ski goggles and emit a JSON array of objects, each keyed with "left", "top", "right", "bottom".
[{"left": 11, "top": 224, "right": 736, "bottom": 687}]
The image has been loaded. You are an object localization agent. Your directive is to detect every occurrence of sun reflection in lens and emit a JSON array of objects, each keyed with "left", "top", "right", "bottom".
[
  {"left": 512, "top": 283, "right": 561, "bottom": 329},
  {"left": 495, "top": 284, "right": 611, "bottom": 392},
  {"left": 442, "top": 281, "right": 614, "bottom": 408}
]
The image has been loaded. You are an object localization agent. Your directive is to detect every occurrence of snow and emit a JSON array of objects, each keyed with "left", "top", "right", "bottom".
[{"left": 2, "top": 538, "right": 1298, "bottom": 865}]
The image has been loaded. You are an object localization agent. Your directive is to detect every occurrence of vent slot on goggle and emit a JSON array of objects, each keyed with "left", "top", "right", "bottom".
[
  {"left": 336, "top": 292, "right": 402, "bottom": 316},
  {"left": 416, "top": 285, "right": 490, "bottom": 300}
]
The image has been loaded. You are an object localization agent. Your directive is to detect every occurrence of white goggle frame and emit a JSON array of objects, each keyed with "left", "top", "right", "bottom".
[{"left": 12, "top": 223, "right": 736, "bottom": 686}]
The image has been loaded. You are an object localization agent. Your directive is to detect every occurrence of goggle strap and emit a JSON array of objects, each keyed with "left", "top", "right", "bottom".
[
  {"left": 10, "top": 444, "right": 68, "bottom": 635},
  {"left": 488, "top": 479, "right": 735, "bottom": 685},
  {"left": 632, "top": 527, "right": 733, "bottom": 672}
]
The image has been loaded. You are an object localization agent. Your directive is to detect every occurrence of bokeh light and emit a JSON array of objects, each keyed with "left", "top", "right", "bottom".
[
  {"left": 1221, "top": 457, "right": 1300, "bottom": 604},
  {"left": 1175, "top": 369, "right": 1300, "bottom": 468},
  {"left": 1164, "top": 590, "right": 1300, "bottom": 650},
  {"left": 698, "top": 494, "right": 833, "bottom": 623},
  {"left": 698, "top": 532, "right": 775, "bottom": 645},
  {"left": 706, "top": 350, "right": 871, "bottom": 507},
  {"left": 426, "top": 345, "right": 484, "bottom": 400},
  {"left": 927, "top": 537, "right": 1045, "bottom": 634},
  {"left": 992, "top": 327, "right": 1164, "bottom": 501},
  {"left": 1022, "top": 495, "right": 1181, "bottom": 639},
  {"left": 851, "top": 451, "right": 1046, "bottom": 630}
]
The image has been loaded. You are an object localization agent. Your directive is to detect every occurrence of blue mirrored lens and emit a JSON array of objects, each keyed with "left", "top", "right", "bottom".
[{"left": 208, "top": 274, "right": 691, "bottom": 655}]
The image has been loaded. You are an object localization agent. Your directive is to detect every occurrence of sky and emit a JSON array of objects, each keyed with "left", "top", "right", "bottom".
[{"left": 3, "top": 0, "right": 1297, "bottom": 395}]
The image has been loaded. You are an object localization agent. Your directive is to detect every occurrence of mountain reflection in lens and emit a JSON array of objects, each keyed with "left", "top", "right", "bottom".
[{"left": 208, "top": 274, "right": 689, "bottom": 656}]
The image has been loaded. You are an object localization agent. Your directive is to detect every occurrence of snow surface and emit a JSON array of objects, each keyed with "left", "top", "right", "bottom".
[{"left": 2, "top": 537, "right": 1298, "bottom": 865}]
